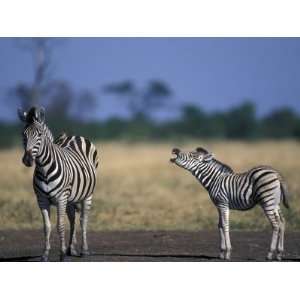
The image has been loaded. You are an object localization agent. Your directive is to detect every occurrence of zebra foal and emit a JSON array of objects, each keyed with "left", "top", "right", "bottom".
[
  {"left": 170, "top": 147, "right": 289, "bottom": 260},
  {"left": 18, "top": 107, "right": 99, "bottom": 261}
]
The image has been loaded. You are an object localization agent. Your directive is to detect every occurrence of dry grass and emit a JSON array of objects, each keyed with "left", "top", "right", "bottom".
[{"left": 0, "top": 140, "right": 299, "bottom": 231}]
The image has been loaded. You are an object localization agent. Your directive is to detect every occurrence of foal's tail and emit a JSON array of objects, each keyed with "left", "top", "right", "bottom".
[{"left": 280, "top": 180, "right": 289, "bottom": 209}]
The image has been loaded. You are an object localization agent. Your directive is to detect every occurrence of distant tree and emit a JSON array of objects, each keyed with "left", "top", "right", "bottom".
[
  {"left": 102, "top": 79, "right": 172, "bottom": 118},
  {"left": 261, "top": 107, "right": 300, "bottom": 138},
  {"left": 224, "top": 101, "right": 257, "bottom": 139},
  {"left": 45, "top": 80, "right": 73, "bottom": 120},
  {"left": 142, "top": 80, "right": 172, "bottom": 112},
  {"left": 10, "top": 38, "right": 60, "bottom": 109},
  {"left": 75, "top": 89, "right": 98, "bottom": 121},
  {"left": 9, "top": 38, "right": 98, "bottom": 122},
  {"left": 207, "top": 112, "right": 227, "bottom": 138},
  {"left": 179, "top": 104, "right": 208, "bottom": 137},
  {"left": 294, "top": 118, "right": 300, "bottom": 139},
  {"left": 103, "top": 80, "right": 138, "bottom": 115}
]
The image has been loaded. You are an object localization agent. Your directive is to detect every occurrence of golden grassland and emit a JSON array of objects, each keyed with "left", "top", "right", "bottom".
[{"left": 0, "top": 140, "right": 299, "bottom": 231}]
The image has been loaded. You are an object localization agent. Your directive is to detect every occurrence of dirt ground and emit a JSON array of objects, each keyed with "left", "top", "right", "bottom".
[{"left": 0, "top": 230, "right": 300, "bottom": 262}]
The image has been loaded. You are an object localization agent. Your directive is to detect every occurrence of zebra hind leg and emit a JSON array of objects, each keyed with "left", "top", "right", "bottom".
[
  {"left": 57, "top": 200, "right": 67, "bottom": 261},
  {"left": 263, "top": 208, "right": 280, "bottom": 261},
  {"left": 276, "top": 209, "right": 285, "bottom": 261},
  {"left": 80, "top": 196, "right": 92, "bottom": 257},
  {"left": 224, "top": 230, "right": 232, "bottom": 260},
  {"left": 66, "top": 204, "right": 79, "bottom": 256}
]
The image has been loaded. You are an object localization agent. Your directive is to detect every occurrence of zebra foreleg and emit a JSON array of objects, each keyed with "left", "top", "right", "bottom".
[
  {"left": 218, "top": 208, "right": 231, "bottom": 260},
  {"left": 40, "top": 206, "right": 51, "bottom": 262},
  {"left": 66, "top": 204, "right": 79, "bottom": 256},
  {"left": 80, "top": 196, "right": 92, "bottom": 256},
  {"left": 57, "top": 200, "right": 67, "bottom": 261},
  {"left": 218, "top": 212, "right": 226, "bottom": 259}
]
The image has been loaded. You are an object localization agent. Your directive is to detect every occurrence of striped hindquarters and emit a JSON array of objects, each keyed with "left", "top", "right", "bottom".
[
  {"left": 227, "top": 166, "right": 286, "bottom": 211},
  {"left": 250, "top": 166, "right": 287, "bottom": 210},
  {"left": 62, "top": 136, "right": 98, "bottom": 202}
]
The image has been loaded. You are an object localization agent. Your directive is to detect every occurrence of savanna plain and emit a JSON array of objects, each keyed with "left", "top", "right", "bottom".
[{"left": 1, "top": 140, "right": 299, "bottom": 232}]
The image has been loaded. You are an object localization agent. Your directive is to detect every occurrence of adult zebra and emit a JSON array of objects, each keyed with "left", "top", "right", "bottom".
[
  {"left": 170, "top": 147, "right": 289, "bottom": 260},
  {"left": 18, "top": 107, "right": 99, "bottom": 261}
]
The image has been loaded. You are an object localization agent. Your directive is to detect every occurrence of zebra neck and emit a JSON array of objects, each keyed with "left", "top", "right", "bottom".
[
  {"left": 42, "top": 124, "right": 54, "bottom": 142},
  {"left": 192, "top": 161, "right": 221, "bottom": 191},
  {"left": 35, "top": 138, "right": 56, "bottom": 173},
  {"left": 35, "top": 124, "right": 55, "bottom": 167}
]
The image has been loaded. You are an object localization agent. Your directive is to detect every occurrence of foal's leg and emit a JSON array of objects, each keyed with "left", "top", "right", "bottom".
[
  {"left": 66, "top": 204, "right": 78, "bottom": 256},
  {"left": 218, "top": 210, "right": 226, "bottom": 259},
  {"left": 276, "top": 209, "right": 285, "bottom": 261},
  {"left": 263, "top": 207, "right": 280, "bottom": 261},
  {"left": 218, "top": 207, "right": 231, "bottom": 260}
]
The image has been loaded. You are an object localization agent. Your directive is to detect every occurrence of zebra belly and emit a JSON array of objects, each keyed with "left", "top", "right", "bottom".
[
  {"left": 227, "top": 186, "right": 256, "bottom": 211},
  {"left": 35, "top": 176, "right": 95, "bottom": 204},
  {"left": 229, "top": 200, "right": 257, "bottom": 211}
]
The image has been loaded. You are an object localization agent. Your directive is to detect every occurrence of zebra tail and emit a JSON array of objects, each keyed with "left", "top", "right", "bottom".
[
  {"left": 280, "top": 181, "right": 289, "bottom": 209},
  {"left": 93, "top": 148, "right": 99, "bottom": 169}
]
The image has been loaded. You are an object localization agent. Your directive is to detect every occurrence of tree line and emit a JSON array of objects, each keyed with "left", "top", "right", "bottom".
[{"left": 1, "top": 99, "right": 300, "bottom": 148}]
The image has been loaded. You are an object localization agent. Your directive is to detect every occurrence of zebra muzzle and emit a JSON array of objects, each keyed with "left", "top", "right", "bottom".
[
  {"left": 170, "top": 148, "right": 180, "bottom": 163},
  {"left": 22, "top": 150, "right": 34, "bottom": 167}
]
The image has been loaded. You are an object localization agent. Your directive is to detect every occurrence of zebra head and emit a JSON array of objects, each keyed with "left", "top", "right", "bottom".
[
  {"left": 170, "top": 147, "right": 214, "bottom": 170},
  {"left": 18, "top": 107, "right": 46, "bottom": 167}
]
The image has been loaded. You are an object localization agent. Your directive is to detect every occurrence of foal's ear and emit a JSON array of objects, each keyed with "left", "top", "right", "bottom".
[
  {"left": 196, "top": 147, "right": 209, "bottom": 154},
  {"left": 196, "top": 147, "right": 214, "bottom": 162},
  {"left": 203, "top": 152, "right": 214, "bottom": 162},
  {"left": 17, "top": 108, "right": 27, "bottom": 122}
]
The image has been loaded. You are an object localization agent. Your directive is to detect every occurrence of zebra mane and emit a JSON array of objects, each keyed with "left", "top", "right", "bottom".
[
  {"left": 212, "top": 158, "right": 234, "bottom": 174},
  {"left": 41, "top": 122, "right": 54, "bottom": 142}
]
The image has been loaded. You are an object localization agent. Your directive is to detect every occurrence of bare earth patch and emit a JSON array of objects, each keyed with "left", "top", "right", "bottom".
[{"left": 0, "top": 230, "right": 300, "bottom": 262}]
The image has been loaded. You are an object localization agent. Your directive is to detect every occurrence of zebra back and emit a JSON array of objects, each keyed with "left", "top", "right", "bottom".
[{"left": 54, "top": 133, "right": 99, "bottom": 170}]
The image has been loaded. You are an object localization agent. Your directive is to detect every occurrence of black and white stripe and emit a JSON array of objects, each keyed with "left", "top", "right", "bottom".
[
  {"left": 170, "top": 146, "right": 289, "bottom": 260},
  {"left": 18, "top": 107, "right": 99, "bottom": 261}
]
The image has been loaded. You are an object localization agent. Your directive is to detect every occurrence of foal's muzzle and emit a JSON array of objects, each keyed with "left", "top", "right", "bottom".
[
  {"left": 22, "top": 150, "right": 34, "bottom": 167},
  {"left": 170, "top": 148, "right": 180, "bottom": 163}
]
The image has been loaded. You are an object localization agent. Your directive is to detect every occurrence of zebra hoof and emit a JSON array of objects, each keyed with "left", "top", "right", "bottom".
[
  {"left": 81, "top": 250, "right": 90, "bottom": 257},
  {"left": 40, "top": 255, "right": 49, "bottom": 262},
  {"left": 224, "top": 253, "right": 231, "bottom": 260},
  {"left": 219, "top": 251, "right": 225, "bottom": 260},
  {"left": 266, "top": 251, "right": 274, "bottom": 261},
  {"left": 60, "top": 253, "right": 66, "bottom": 262},
  {"left": 276, "top": 252, "right": 283, "bottom": 261},
  {"left": 67, "top": 247, "right": 79, "bottom": 257}
]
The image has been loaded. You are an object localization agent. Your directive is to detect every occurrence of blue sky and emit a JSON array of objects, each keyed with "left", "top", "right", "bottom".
[{"left": 1, "top": 37, "right": 300, "bottom": 121}]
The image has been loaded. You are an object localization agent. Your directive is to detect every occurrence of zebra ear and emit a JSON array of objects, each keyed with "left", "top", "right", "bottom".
[
  {"left": 203, "top": 153, "right": 214, "bottom": 162},
  {"left": 39, "top": 107, "right": 45, "bottom": 123},
  {"left": 17, "top": 108, "right": 27, "bottom": 122},
  {"left": 32, "top": 107, "right": 45, "bottom": 123},
  {"left": 33, "top": 107, "right": 39, "bottom": 121},
  {"left": 196, "top": 147, "right": 209, "bottom": 154}
]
